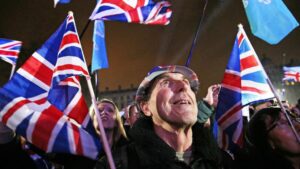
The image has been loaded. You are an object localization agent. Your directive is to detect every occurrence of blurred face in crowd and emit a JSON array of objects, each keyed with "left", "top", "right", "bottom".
[
  {"left": 141, "top": 73, "right": 198, "bottom": 130},
  {"left": 128, "top": 105, "right": 140, "bottom": 127},
  {"left": 93, "top": 101, "right": 117, "bottom": 135},
  {"left": 266, "top": 111, "right": 300, "bottom": 155}
]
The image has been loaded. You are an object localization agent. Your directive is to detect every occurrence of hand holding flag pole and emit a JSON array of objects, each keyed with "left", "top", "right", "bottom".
[{"left": 238, "top": 24, "right": 300, "bottom": 144}]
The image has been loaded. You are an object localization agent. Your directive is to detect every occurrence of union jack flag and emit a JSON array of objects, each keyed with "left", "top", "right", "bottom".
[
  {"left": 0, "top": 12, "right": 101, "bottom": 159},
  {"left": 89, "top": 0, "right": 172, "bottom": 25},
  {"left": 215, "top": 25, "right": 274, "bottom": 153},
  {"left": 282, "top": 66, "right": 300, "bottom": 82},
  {"left": 0, "top": 38, "right": 22, "bottom": 65}
]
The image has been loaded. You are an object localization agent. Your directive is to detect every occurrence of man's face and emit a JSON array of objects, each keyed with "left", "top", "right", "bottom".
[{"left": 143, "top": 73, "right": 198, "bottom": 129}]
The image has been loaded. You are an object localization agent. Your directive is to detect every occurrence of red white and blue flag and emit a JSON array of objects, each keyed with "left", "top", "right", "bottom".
[
  {"left": 0, "top": 12, "right": 101, "bottom": 159},
  {"left": 0, "top": 38, "right": 22, "bottom": 65},
  {"left": 282, "top": 66, "right": 300, "bottom": 82},
  {"left": 215, "top": 25, "right": 274, "bottom": 152},
  {"left": 89, "top": 0, "right": 172, "bottom": 25}
]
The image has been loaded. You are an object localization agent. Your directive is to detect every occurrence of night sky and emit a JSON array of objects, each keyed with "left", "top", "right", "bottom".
[{"left": 1, "top": 0, "right": 300, "bottom": 103}]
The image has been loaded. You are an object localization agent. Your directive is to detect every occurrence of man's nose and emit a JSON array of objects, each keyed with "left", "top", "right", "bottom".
[{"left": 174, "top": 80, "right": 188, "bottom": 92}]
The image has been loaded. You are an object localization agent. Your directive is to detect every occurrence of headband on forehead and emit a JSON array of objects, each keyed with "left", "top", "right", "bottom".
[{"left": 135, "top": 65, "right": 199, "bottom": 104}]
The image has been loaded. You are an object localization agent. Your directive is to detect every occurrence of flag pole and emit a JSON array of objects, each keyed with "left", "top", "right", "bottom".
[
  {"left": 86, "top": 78, "right": 116, "bottom": 169},
  {"left": 70, "top": 11, "right": 116, "bottom": 169},
  {"left": 185, "top": 0, "right": 208, "bottom": 67},
  {"left": 239, "top": 24, "right": 300, "bottom": 143},
  {"left": 80, "top": 20, "right": 91, "bottom": 40}
]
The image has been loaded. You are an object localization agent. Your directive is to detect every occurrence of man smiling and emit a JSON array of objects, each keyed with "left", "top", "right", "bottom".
[{"left": 95, "top": 65, "right": 231, "bottom": 169}]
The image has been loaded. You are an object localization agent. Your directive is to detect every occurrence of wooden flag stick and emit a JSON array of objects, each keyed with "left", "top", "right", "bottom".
[{"left": 70, "top": 11, "right": 116, "bottom": 169}]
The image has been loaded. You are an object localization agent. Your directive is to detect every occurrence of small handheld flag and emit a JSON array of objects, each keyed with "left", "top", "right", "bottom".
[
  {"left": 215, "top": 24, "right": 274, "bottom": 152},
  {"left": 0, "top": 38, "right": 22, "bottom": 66}
]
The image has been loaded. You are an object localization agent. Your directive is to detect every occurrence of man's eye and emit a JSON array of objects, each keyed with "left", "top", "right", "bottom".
[{"left": 160, "top": 80, "right": 170, "bottom": 87}]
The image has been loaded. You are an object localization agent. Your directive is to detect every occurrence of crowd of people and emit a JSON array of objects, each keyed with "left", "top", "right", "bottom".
[{"left": 1, "top": 65, "right": 300, "bottom": 169}]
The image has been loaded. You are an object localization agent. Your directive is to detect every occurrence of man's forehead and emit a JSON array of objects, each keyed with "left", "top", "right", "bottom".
[{"left": 156, "top": 72, "right": 187, "bottom": 80}]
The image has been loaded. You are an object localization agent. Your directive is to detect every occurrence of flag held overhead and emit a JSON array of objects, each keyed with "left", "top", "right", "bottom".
[
  {"left": 0, "top": 38, "right": 22, "bottom": 66},
  {"left": 282, "top": 66, "right": 300, "bottom": 83},
  {"left": 0, "top": 12, "right": 101, "bottom": 159},
  {"left": 215, "top": 24, "right": 275, "bottom": 153},
  {"left": 242, "top": 0, "right": 299, "bottom": 45},
  {"left": 90, "top": 0, "right": 172, "bottom": 25}
]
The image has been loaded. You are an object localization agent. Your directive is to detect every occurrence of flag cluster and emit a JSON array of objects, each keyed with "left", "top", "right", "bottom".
[
  {"left": 0, "top": 12, "right": 101, "bottom": 159},
  {"left": 215, "top": 25, "right": 274, "bottom": 152},
  {"left": 0, "top": 38, "right": 22, "bottom": 65},
  {"left": 90, "top": 0, "right": 172, "bottom": 25}
]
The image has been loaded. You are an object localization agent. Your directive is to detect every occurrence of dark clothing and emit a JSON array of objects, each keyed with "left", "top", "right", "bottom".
[
  {"left": 95, "top": 117, "right": 232, "bottom": 169},
  {"left": 0, "top": 136, "right": 37, "bottom": 169},
  {"left": 234, "top": 147, "right": 294, "bottom": 169}
]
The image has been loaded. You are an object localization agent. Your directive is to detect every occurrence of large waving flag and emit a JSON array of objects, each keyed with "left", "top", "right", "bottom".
[
  {"left": 54, "top": 0, "right": 71, "bottom": 7},
  {"left": 282, "top": 66, "right": 300, "bottom": 83},
  {"left": 0, "top": 38, "right": 22, "bottom": 65},
  {"left": 215, "top": 24, "right": 274, "bottom": 152},
  {"left": 91, "top": 20, "right": 109, "bottom": 73},
  {"left": 0, "top": 12, "right": 101, "bottom": 159},
  {"left": 242, "top": 0, "right": 299, "bottom": 45},
  {"left": 89, "top": 0, "right": 172, "bottom": 25}
]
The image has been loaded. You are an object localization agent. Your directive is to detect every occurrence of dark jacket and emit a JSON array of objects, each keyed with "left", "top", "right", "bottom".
[
  {"left": 0, "top": 136, "right": 37, "bottom": 169},
  {"left": 95, "top": 117, "right": 232, "bottom": 169}
]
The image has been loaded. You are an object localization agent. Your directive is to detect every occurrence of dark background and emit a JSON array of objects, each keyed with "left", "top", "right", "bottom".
[{"left": 0, "top": 0, "right": 300, "bottom": 103}]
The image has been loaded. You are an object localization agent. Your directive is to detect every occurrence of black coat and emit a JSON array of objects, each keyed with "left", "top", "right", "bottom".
[{"left": 95, "top": 117, "right": 233, "bottom": 169}]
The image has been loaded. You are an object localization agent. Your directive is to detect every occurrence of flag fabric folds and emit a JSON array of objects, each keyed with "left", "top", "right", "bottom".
[
  {"left": 54, "top": 0, "right": 71, "bottom": 7},
  {"left": 242, "top": 0, "right": 299, "bottom": 45},
  {"left": 0, "top": 12, "right": 101, "bottom": 159},
  {"left": 283, "top": 66, "right": 300, "bottom": 82},
  {"left": 89, "top": 0, "right": 172, "bottom": 25},
  {"left": 0, "top": 38, "right": 22, "bottom": 65},
  {"left": 215, "top": 25, "right": 274, "bottom": 152},
  {"left": 91, "top": 20, "right": 109, "bottom": 73}
]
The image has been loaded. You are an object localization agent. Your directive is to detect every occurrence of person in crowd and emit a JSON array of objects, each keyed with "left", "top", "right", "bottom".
[
  {"left": 0, "top": 122, "right": 53, "bottom": 169},
  {"left": 236, "top": 107, "right": 300, "bottom": 169},
  {"left": 90, "top": 98, "right": 128, "bottom": 151},
  {"left": 292, "top": 98, "right": 300, "bottom": 116},
  {"left": 94, "top": 65, "right": 233, "bottom": 169},
  {"left": 125, "top": 102, "right": 141, "bottom": 128},
  {"left": 37, "top": 98, "right": 129, "bottom": 169},
  {"left": 252, "top": 99, "right": 275, "bottom": 113}
]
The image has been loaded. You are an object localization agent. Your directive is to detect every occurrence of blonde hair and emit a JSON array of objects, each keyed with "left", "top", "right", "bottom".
[{"left": 89, "top": 98, "right": 128, "bottom": 146}]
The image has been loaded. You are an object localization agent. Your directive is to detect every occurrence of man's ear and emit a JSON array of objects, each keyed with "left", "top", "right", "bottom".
[{"left": 140, "top": 101, "right": 152, "bottom": 117}]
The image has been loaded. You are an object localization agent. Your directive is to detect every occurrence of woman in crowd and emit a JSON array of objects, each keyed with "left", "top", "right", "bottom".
[
  {"left": 90, "top": 98, "right": 128, "bottom": 152},
  {"left": 237, "top": 107, "right": 300, "bottom": 169}
]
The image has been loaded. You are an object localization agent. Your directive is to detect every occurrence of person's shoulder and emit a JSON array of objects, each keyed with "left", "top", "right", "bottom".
[{"left": 95, "top": 143, "right": 137, "bottom": 169}]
